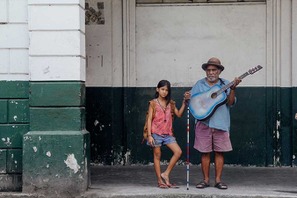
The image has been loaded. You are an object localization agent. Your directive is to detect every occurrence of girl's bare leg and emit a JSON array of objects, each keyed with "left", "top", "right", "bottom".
[
  {"left": 153, "top": 147, "right": 164, "bottom": 185},
  {"left": 160, "top": 143, "right": 182, "bottom": 185}
]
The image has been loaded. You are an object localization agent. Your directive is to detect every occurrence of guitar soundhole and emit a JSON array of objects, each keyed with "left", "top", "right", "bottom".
[{"left": 211, "top": 93, "right": 217, "bottom": 99}]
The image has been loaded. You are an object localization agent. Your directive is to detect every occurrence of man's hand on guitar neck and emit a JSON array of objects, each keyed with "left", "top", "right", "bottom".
[
  {"left": 230, "top": 77, "right": 242, "bottom": 90},
  {"left": 227, "top": 77, "right": 241, "bottom": 106}
]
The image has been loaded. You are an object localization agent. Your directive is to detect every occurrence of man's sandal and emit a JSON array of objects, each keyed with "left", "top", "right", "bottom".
[
  {"left": 214, "top": 182, "right": 228, "bottom": 190},
  {"left": 196, "top": 181, "right": 210, "bottom": 189}
]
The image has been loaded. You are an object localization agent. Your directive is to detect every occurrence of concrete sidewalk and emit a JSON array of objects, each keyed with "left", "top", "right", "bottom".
[
  {"left": 80, "top": 165, "right": 297, "bottom": 198},
  {"left": 1, "top": 165, "right": 297, "bottom": 198}
]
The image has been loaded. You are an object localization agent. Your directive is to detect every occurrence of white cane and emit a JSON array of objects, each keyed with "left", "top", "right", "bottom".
[{"left": 186, "top": 105, "right": 190, "bottom": 190}]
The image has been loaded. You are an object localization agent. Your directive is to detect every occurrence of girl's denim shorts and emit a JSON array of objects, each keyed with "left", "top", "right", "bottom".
[{"left": 147, "top": 133, "right": 176, "bottom": 147}]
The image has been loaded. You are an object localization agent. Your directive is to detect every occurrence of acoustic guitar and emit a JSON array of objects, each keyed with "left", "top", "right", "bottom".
[{"left": 189, "top": 65, "right": 263, "bottom": 121}]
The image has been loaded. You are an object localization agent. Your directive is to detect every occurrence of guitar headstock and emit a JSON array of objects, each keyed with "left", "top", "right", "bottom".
[{"left": 248, "top": 65, "right": 263, "bottom": 74}]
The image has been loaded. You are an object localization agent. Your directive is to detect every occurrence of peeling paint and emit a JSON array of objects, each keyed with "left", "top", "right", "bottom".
[
  {"left": 24, "top": 136, "right": 29, "bottom": 141},
  {"left": 276, "top": 131, "right": 280, "bottom": 139},
  {"left": 46, "top": 151, "right": 51, "bottom": 157},
  {"left": 13, "top": 115, "right": 18, "bottom": 121},
  {"left": 33, "top": 147, "right": 37, "bottom": 152},
  {"left": 94, "top": 120, "right": 99, "bottom": 126},
  {"left": 39, "top": 136, "right": 42, "bottom": 140},
  {"left": 46, "top": 164, "right": 50, "bottom": 168},
  {"left": 94, "top": 120, "right": 106, "bottom": 131},
  {"left": 2, "top": 137, "right": 12, "bottom": 146},
  {"left": 276, "top": 120, "right": 280, "bottom": 139},
  {"left": 276, "top": 157, "right": 280, "bottom": 163},
  {"left": 273, "top": 111, "right": 281, "bottom": 166},
  {"left": 64, "top": 154, "right": 80, "bottom": 174},
  {"left": 124, "top": 150, "right": 131, "bottom": 165},
  {"left": 84, "top": 157, "right": 88, "bottom": 178},
  {"left": 10, "top": 100, "right": 18, "bottom": 104}
]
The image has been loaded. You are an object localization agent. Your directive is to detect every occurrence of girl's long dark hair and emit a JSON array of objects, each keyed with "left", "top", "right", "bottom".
[{"left": 154, "top": 80, "right": 171, "bottom": 106}]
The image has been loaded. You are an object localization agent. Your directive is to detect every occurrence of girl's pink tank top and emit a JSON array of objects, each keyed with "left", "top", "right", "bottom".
[{"left": 151, "top": 99, "right": 173, "bottom": 136}]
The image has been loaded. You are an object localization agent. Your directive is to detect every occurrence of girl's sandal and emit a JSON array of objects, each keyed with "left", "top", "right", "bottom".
[
  {"left": 167, "top": 183, "right": 180, "bottom": 189},
  {"left": 161, "top": 173, "right": 179, "bottom": 188},
  {"left": 158, "top": 183, "right": 169, "bottom": 189}
]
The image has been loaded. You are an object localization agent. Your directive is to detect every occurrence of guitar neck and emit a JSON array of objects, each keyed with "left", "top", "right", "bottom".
[{"left": 216, "top": 72, "right": 249, "bottom": 95}]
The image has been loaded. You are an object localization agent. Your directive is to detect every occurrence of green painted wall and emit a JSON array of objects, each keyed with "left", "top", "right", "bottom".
[
  {"left": 29, "top": 82, "right": 86, "bottom": 131},
  {"left": 0, "top": 81, "right": 29, "bottom": 191},
  {"left": 0, "top": 81, "right": 90, "bottom": 194},
  {"left": 86, "top": 87, "right": 297, "bottom": 166},
  {"left": 85, "top": 88, "right": 124, "bottom": 165},
  {"left": 29, "top": 82, "right": 85, "bottom": 107},
  {"left": 22, "top": 81, "right": 90, "bottom": 196}
]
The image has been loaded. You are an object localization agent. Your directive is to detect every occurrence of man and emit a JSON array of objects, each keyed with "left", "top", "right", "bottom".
[{"left": 190, "top": 57, "right": 241, "bottom": 190}]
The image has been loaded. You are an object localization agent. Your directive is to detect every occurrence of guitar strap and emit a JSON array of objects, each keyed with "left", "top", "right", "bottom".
[
  {"left": 219, "top": 78, "right": 227, "bottom": 94},
  {"left": 219, "top": 78, "right": 229, "bottom": 106}
]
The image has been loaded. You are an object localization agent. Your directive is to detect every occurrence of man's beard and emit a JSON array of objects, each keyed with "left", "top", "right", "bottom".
[{"left": 207, "top": 76, "right": 218, "bottom": 82}]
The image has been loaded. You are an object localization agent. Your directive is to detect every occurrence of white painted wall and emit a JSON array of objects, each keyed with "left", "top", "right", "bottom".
[
  {"left": 293, "top": 1, "right": 297, "bottom": 87},
  {"left": 85, "top": 0, "right": 123, "bottom": 87},
  {"left": 85, "top": 0, "right": 297, "bottom": 88},
  {"left": 0, "top": 0, "right": 85, "bottom": 82},
  {"left": 0, "top": 0, "right": 29, "bottom": 81},
  {"left": 28, "top": 0, "right": 86, "bottom": 81},
  {"left": 2, "top": 0, "right": 294, "bottom": 86},
  {"left": 136, "top": 3, "right": 267, "bottom": 87}
]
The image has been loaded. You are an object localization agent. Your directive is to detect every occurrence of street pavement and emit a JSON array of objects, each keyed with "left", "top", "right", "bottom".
[
  {"left": 1, "top": 165, "right": 297, "bottom": 198},
  {"left": 80, "top": 164, "right": 297, "bottom": 198}
]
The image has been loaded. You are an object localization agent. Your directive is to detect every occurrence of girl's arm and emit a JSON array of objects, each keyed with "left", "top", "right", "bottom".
[
  {"left": 147, "top": 102, "right": 154, "bottom": 146},
  {"left": 175, "top": 100, "right": 186, "bottom": 117},
  {"left": 175, "top": 91, "right": 191, "bottom": 117}
]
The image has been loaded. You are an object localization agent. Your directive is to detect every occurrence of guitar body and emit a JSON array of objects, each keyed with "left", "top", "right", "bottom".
[{"left": 189, "top": 84, "right": 227, "bottom": 121}]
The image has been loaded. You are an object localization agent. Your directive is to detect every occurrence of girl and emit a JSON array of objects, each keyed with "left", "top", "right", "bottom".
[{"left": 147, "top": 80, "right": 190, "bottom": 189}]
